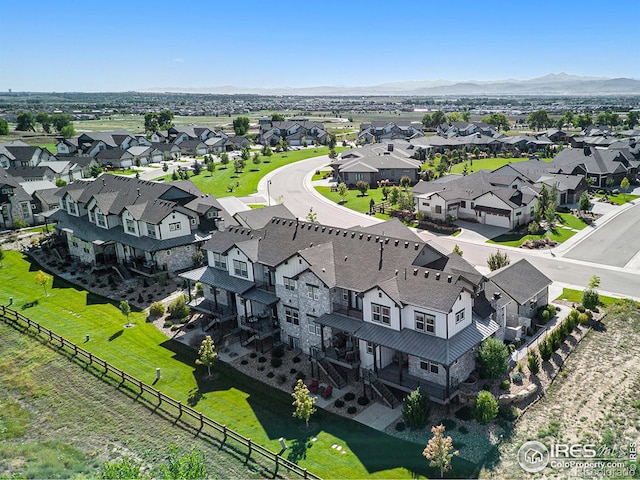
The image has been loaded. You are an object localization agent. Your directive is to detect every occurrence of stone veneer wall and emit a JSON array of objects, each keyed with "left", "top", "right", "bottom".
[{"left": 157, "top": 244, "right": 196, "bottom": 272}]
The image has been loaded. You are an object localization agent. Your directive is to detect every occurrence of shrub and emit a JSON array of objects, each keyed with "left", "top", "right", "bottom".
[
  {"left": 498, "top": 405, "right": 519, "bottom": 421},
  {"left": 577, "top": 304, "right": 586, "bottom": 313},
  {"left": 250, "top": 352, "right": 258, "bottom": 358},
  {"left": 289, "top": 368, "right": 297, "bottom": 374},
  {"left": 163, "top": 320, "right": 173, "bottom": 328},
  {"left": 240, "top": 359, "right": 248, "bottom": 365},
  {"left": 512, "top": 372, "right": 524, "bottom": 384},
  {"left": 478, "top": 337, "right": 509, "bottom": 379},
  {"left": 170, "top": 325, "right": 180, "bottom": 331},
  {"left": 473, "top": 391, "right": 499, "bottom": 424},
  {"left": 395, "top": 422, "right": 406, "bottom": 432},
  {"left": 454, "top": 406, "right": 473, "bottom": 421},
  {"left": 458, "top": 425, "right": 469, "bottom": 434},
  {"left": 257, "top": 366, "right": 265, "bottom": 371},
  {"left": 272, "top": 343, "right": 285, "bottom": 358},
  {"left": 582, "top": 288, "right": 599, "bottom": 310},
  {"left": 295, "top": 371, "right": 306, "bottom": 381},
  {"left": 270, "top": 357, "right": 282, "bottom": 368},
  {"left": 528, "top": 221, "right": 541, "bottom": 235},
  {"left": 137, "top": 292, "right": 143, "bottom": 304},
  {"left": 568, "top": 309, "right": 580, "bottom": 329},
  {"left": 258, "top": 356, "right": 267, "bottom": 363},
  {"left": 277, "top": 374, "right": 287, "bottom": 384},
  {"left": 528, "top": 350, "right": 541, "bottom": 375},
  {"left": 292, "top": 356, "right": 301, "bottom": 363},
  {"left": 149, "top": 302, "right": 166, "bottom": 318},
  {"left": 500, "top": 380, "right": 511, "bottom": 390},
  {"left": 402, "top": 387, "right": 431, "bottom": 430},
  {"left": 168, "top": 295, "right": 190, "bottom": 319},
  {"left": 541, "top": 309, "right": 550, "bottom": 323},
  {"left": 357, "top": 396, "right": 370, "bottom": 406},
  {"left": 578, "top": 312, "right": 590, "bottom": 325},
  {"left": 344, "top": 392, "right": 356, "bottom": 401},
  {"left": 347, "top": 406, "right": 357, "bottom": 414},
  {"left": 440, "top": 419, "right": 457, "bottom": 431},
  {"left": 266, "top": 371, "right": 274, "bottom": 378},
  {"left": 334, "top": 399, "right": 345, "bottom": 408},
  {"left": 539, "top": 339, "right": 553, "bottom": 361},
  {"left": 550, "top": 330, "right": 561, "bottom": 351}
]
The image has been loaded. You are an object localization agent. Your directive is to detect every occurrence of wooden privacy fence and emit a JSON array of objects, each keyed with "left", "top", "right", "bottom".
[{"left": 0, "top": 305, "right": 321, "bottom": 480}]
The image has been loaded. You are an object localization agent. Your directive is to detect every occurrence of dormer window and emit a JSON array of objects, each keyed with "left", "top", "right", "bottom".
[
  {"left": 66, "top": 199, "right": 78, "bottom": 215},
  {"left": 206, "top": 210, "right": 218, "bottom": 219},
  {"left": 147, "top": 223, "right": 157, "bottom": 238},
  {"left": 88, "top": 210, "right": 94, "bottom": 223},
  {"left": 95, "top": 211, "right": 106, "bottom": 228},
  {"left": 126, "top": 219, "right": 136, "bottom": 234}
]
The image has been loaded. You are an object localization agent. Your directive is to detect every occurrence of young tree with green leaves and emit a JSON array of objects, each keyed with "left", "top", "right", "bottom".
[
  {"left": 100, "top": 456, "right": 143, "bottom": 479},
  {"left": 252, "top": 152, "right": 261, "bottom": 167},
  {"left": 487, "top": 250, "right": 510, "bottom": 271},
  {"left": 355, "top": 180, "right": 369, "bottom": 196},
  {"left": 157, "top": 110, "right": 174, "bottom": 129},
  {"left": 207, "top": 160, "right": 215, "bottom": 176},
  {"left": 621, "top": 177, "right": 630, "bottom": 200},
  {"left": 36, "top": 112, "right": 52, "bottom": 133},
  {"left": 337, "top": 182, "right": 348, "bottom": 203},
  {"left": 403, "top": 387, "right": 431, "bottom": 429},
  {"left": 478, "top": 337, "right": 509, "bottom": 379},
  {"left": 423, "top": 424, "right": 459, "bottom": 478},
  {"left": 400, "top": 175, "right": 412, "bottom": 191},
  {"left": 219, "top": 152, "right": 229, "bottom": 169},
  {"left": 291, "top": 379, "right": 317, "bottom": 429},
  {"left": 196, "top": 335, "right": 217, "bottom": 378},
  {"left": 34, "top": 270, "right": 51, "bottom": 296},
  {"left": 60, "top": 124, "right": 76, "bottom": 138},
  {"left": 271, "top": 113, "right": 285, "bottom": 121},
  {"left": 52, "top": 113, "right": 73, "bottom": 133},
  {"left": 119, "top": 300, "right": 131, "bottom": 322},
  {"left": 233, "top": 117, "right": 250, "bottom": 136},
  {"left": 0, "top": 119, "right": 9, "bottom": 135},
  {"left": 578, "top": 192, "right": 591, "bottom": 213},
  {"left": 16, "top": 112, "right": 35, "bottom": 132},
  {"left": 261, "top": 145, "right": 273, "bottom": 157},
  {"left": 306, "top": 207, "right": 317, "bottom": 223}
]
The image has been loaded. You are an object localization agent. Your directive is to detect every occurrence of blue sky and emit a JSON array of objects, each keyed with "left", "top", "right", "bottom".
[{"left": 0, "top": 0, "right": 638, "bottom": 92}]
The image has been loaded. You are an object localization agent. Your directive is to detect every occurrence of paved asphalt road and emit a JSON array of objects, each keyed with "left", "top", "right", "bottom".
[
  {"left": 258, "top": 155, "right": 640, "bottom": 300},
  {"left": 563, "top": 202, "right": 640, "bottom": 268}
]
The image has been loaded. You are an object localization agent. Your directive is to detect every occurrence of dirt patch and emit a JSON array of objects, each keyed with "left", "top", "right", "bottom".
[{"left": 481, "top": 301, "right": 640, "bottom": 478}]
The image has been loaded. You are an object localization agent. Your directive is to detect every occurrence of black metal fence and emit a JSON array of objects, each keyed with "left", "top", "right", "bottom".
[{"left": 0, "top": 305, "right": 321, "bottom": 480}]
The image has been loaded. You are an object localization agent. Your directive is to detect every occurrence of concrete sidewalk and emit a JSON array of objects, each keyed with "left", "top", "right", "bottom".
[{"left": 353, "top": 401, "right": 403, "bottom": 431}]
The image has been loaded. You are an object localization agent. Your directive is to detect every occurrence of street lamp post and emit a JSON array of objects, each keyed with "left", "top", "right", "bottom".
[{"left": 267, "top": 180, "right": 272, "bottom": 206}]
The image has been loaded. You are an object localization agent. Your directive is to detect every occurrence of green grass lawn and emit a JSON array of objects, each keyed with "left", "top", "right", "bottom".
[
  {"left": 106, "top": 168, "right": 141, "bottom": 176},
  {"left": 0, "top": 251, "right": 479, "bottom": 478},
  {"left": 488, "top": 213, "right": 585, "bottom": 247},
  {"left": 594, "top": 192, "right": 640, "bottom": 205},
  {"left": 448, "top": 157, "right": 552, "bottom": 175},
  {"left": 315, "top": 186, "right": 391, "bottom": 221},
  {"left": 555, "top": 288, "right": 618, "bottom": 308},
  {"left": 156, "top": 148, "right": 342, "bottom": 198},
  {"left": 39, "top": 143, "right": 58, "bottom": 154}
]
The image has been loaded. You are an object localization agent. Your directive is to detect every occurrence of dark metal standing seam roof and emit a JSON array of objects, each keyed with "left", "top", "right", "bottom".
[
  {"left": 241, "top": 288, "right": 279, "bottom": 305},
  {"left": 316, "top": 312, "right": 499, "bottom": 366},
  {"left": 179, "top": 266, "right": 254, "bottom": 294}
]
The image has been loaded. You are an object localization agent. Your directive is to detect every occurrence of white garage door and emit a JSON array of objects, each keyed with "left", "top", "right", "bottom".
[{"left": 484, "top": 213, "right": 511, "bottom": 228}]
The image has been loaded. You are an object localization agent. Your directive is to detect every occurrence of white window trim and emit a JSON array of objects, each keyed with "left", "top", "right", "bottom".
[
  {"left": 455, "top": 309, "right": 465, "bottom": 324},
  {"left": 371, "top": 303, "right": 391, "bottom": 325}
]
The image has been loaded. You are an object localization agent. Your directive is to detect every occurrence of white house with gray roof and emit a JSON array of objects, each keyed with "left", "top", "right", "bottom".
[{"left": 179, "top": 216, "right": 523, "bottom": 404}]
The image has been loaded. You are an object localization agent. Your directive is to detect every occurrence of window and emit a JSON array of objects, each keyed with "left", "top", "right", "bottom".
[
  {"left": 95, "top": 211, "right": 106, "bottom": 228},
  {"left": 83, "top": 241, "right": 90, "bottom": 254},
  {"left": 435, "top": 205, "right": 442, "bottom": 214},
  {"left": 169, "top": 222, "right": 181, "bottom": 231},
  {"left": 284, "top": 277, "right": 296, "bottom": 291},
  {"left": 460, "top": 201, "right": 466, "bottom": 209},
  {"left": 71, "top": 236, "right": 78, "bottom": 248},
  {"left": 455, "top": 309, "right": 465, "bottom": 324},
  {"left": 233, "top": 259, "right": 248, "bottom": 278},
  {"left": 284, "top": 306, "right": 299, "bottom": 325},
  {"left": 147, "top": 223, "right": 157, "bottom": 238},
  {"left": 420, "top": 360, "right": 439, "bottom": 374},
  {"left": 21, "top": 203, "right": 30, "bottom": 218},
  {"left": 206, "top": 210, "right": 218, "bottom": 219},
  {"left": 307, "top": 284, "right": 319, "bottom": 300},
  {"left": 288, "top": 336, "right": 300, "bottom": 350},
  {"left": 66, "top": 199, "right": 78, "bottom": 215},
  {"left": 190, "top": 218, "right": 197, "bottom": 225},
  {"left": 371, "top": 303, "right": 391, "bottom": 325},
  {"left": 342, "top": 289, "right": 349, "bottom": 301},
  {"left": 307, "top": 316, "right": 321, "bottom": 335},
  {"left": 415, "top": 312, "right": 436, "bottom": 334},
  {"left": 366, "top": 342, "right": 374, "bottom": 355},
  {"left": 212, "top": 253, "right": 227, "bottom": 270},
  {"left": 126, "top": 219, "right": 136, "bottom": 233},
  {"left": 88, "top": 210, "right": 94, "bottom": 223}
]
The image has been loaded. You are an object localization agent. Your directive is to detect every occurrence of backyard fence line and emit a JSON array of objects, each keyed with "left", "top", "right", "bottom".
[{"left": 0, "top": 305, "right": 321, "bottom": 480}]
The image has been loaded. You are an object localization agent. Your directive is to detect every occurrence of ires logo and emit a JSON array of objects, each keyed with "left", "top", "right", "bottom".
[{"left": 517, "top": 441, "right": 598, "bottom": 473}]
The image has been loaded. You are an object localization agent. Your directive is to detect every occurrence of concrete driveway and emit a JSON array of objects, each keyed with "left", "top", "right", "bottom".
[{"left": 453, "top": 220, "right": 509, "bottom": 243}]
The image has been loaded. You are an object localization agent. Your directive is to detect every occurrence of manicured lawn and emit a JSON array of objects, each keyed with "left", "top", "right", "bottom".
[
  {"left": 594, "top": 192, "right": 640, "bottom": 205},
  {"left": 155, "top": 147, "right": 342, "bottom": 198},
  {"left": 315, "top": 186, "right": 391, "bottom": 221},
  {"left": 39, "top": 143, "right": 58, "bottom": 154},
  {"left": 555, "top": 288, "right": 618, "bottom": 308},
  {"left": 0, "top": 251, "right": 478, "bottom": 478},
  {"left": 488, "top": 213, "right": 586, "bottom": 247},
  {"left": 448, "top": 157, "right": 552, "bottom": 175},
  {"left": 106, "top": 168, "right": 141, "bottom": 176}
]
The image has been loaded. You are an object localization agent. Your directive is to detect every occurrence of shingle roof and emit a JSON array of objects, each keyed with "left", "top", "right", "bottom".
[
  {"left": 179, "top": 266, "right": 254, "bottom": 294},
  {"left": 486, "top": 259, "right": 551, "bottom": 305}
]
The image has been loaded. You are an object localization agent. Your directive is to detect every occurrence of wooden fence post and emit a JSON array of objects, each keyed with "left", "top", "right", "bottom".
[
  {"left": 177, "top": 402, "right": 183, "bottom": 418},
  {"left": 199, "top": 412, "right": 204, "bottom": 431},
  {"left": 223, "top": 425, "right": 227, "bottom": 443}
]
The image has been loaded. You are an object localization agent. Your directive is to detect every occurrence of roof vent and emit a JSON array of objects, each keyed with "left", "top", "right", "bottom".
[
  {"left": 375, "top": 236, "right": 379, "bottom": 242},
  {"left": 351, "top": 232, "right": 355, "bottom": 238},
  {"left": 424, "top": 271, "right": 429, "bottom": 278},
  {"left": 336, "top": 229, "right": 340, "bottom": 235},
  {"left": 493, "top": 292, "right": 501, "bottom": 299},
  {"left": 395, "top": 269, "right": 399, "bottom": 275},
  {"left": 367, "top": 235, "right": 371, "bottom": 241},
  {"left": 322, "top": 227, "right": 326, "bottom": 232},
  {"left": 328, "top": 228, "right": 333, "bottom": 234},
  {"left": 315, "top": 225, "right": 319, "bottom": 231},
  {"left": 359, "top": 233, "right": 364, "bottom": 239},
  {"left": 414, "top": 243, "right": 419, "bottom": 250},
  {"left": 404, "top": 242, "right": 409, "bottom": 248},
  {"left": 344, "top": 256, "right": 348, "bottom": 261},
  {"left": 343, "top": 231, "right": 348, "bottom": 237},
  {"left": 436, "top": 273, "right": 441, "bottom": 281},
  {"left": 385, "top": 238, "right": 389, "bottom": 244},
  {"left": 395, "top": 240, "right": 399, "bottom": 246},
  {"left": 413, "top": 268, "right": 418, "bottom": 276},
  {"left": 447, "top": 275, "right": 452, "bottom": 283}
]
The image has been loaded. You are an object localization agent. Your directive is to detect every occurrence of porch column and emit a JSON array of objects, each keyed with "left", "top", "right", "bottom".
[
  {"left": 398, "top": 352, "right": 403, "bottom": 384},
  {"left": 187, "top": 280, "right": 192, "bottom": 302},
  {"left": 373, "top": 344, "right": 378, "bottom": 374},
  {"left": 213, "top": 288, "right": 218, "bottom": 310}
]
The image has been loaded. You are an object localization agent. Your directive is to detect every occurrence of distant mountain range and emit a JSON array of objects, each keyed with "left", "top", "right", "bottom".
[{"left": 144, "top": 73, "right": 640, "bottom": 96}]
